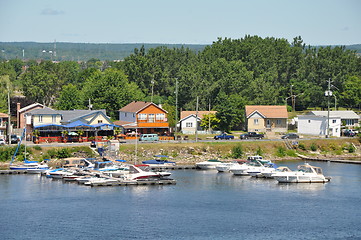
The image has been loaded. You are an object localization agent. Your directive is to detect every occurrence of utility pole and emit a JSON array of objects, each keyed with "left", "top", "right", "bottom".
[
  {"left": 325, "top": 78, "right": 332, "bottom": 138},
  {"left": 208, "top": 99, "right": 211, "bottom": 134},
  {"left": 175, "top": 78, "right": 178, "bottom": 139},
  {"left": 195, "top": 96, "right": 199, "bottom": 143},
  {"left": 7, "top": 83, "right": 11, "bottom": 144},
  {"left": 151, "top": 80, "right": 154, "bottom": 103}
]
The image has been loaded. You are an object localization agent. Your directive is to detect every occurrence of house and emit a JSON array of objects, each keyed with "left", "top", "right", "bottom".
[
  {"left": 17, "top": 102, "right": 44, "bottom": 129},
  {"left": 27, "top": 108, "right": 118, "bottom": 142},
  {"left": 116, "top": 101, "right": 169, "bottom": 135},
  {"left": 245, "top": 105, "right": 288, "bottom": 132},
  {"left": 306, "top": 111, "right": 359, "bottom": 128},
  {"left": 0, "top": 112, "right": 9, "bottom": 138},
  {"left": 298, "top": 115, "right": 341, "bottom": 137},
  {"left": 179, "top": 111, "right": 217, "bottom": 134}
]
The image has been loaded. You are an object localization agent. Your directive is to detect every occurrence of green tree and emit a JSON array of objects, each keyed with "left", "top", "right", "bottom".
[
  {"left": 55, "top": 84, "right": 83, "bottom": 110},
  {"left": 200, "top": 113, "right": 220, "bottom": 131}
]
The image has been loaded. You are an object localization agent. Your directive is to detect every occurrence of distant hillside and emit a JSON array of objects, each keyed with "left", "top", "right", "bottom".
[
  {"left": 0, "top": 42, "right": 360, "bottom": 62},
  {"left": 0, "top": 42, "right": 207, "bottom": 61}
]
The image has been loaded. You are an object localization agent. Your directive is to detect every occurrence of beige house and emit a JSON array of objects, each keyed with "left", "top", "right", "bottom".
[{"left": 245, "top": 105, "right": 288, "bottom": 132}]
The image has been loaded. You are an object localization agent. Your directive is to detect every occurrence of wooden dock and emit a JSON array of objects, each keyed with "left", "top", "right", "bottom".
[
  {"left": 87, "top": 179, "right": 176, "bottom": 187},
  {"left": 150, "top": 165, "right": 196, "bottom": 171},
  {"left": 297, "top": 154, "right": 361, "bottom": 164},
  {"left": 0, "top": 170, "right": 28, "bottom": 174}
]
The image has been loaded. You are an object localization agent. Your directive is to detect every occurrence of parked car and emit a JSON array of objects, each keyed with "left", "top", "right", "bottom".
[
  {"left": 240, "top": 132, "right": 264, "bottom": 140},
  {"left": 0, "top": 138, "right": 5, "bottom": 145},
  {"left": 214, "top": 133, "right": 234, "bottom": 140},
  {"left": 10, "top": 135, "right": 19, "bottom": 144},
  {"left": 343, "top": 129, "right": 356, "bottom": 137},
  {"left": 281, "top": 133, "right": 299, "bottom": 139}
]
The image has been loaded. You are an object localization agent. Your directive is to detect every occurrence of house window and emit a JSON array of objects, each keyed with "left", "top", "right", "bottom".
[
  {"left": 138, "top": 114, "right": 147, "bottom": 120},
  {"left": 156, "top": 113, "right": 165, "bottom": 121},
  {"left": 38, "top": 115, "right": 43, "bottom": 123},
  {"left": 254, "top": 119, "right": 259, "bottom": 125},
  {"left": 52, "top": 115, "right": 56, "bottom": 123},
  {"left": 332, "top": 120, "right": 336, "bottom": 124},
  {"left": 266, "top": 119, "right": 271, "bottom": 126},
  {"left": 148, "top": 114, "right": 155, "bottom": 122},
  {"left": 186, "top": 122, "right": 193, "bottom": 128},
  {"left": 125, "top": 113, "right": 127, "bottom": 117},
  {"left": 98, "top": 120, "right": 103, "bottom": 123},
  {"left": 276, "top": 120, "right": 281, "bottom": 125},
  {"left": 308, "top": 120, "right": 311, "bottom": 123}
]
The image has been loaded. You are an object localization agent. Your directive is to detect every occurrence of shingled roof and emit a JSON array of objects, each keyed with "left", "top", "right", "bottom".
[
  {"left": 246, "top": 105, "right": 288, "bottom": 118},
  {"left": 119, "top": 101, "right": 167, "bottom": 113}
]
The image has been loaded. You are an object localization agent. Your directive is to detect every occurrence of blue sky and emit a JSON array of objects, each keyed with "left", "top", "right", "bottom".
[{"left": 0, "top": 0, "right": 360, "bottom": 45}]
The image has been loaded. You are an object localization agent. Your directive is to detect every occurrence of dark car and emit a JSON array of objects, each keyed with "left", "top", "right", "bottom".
[
  {"left": 281, "top": 133, "right": 299, "bottom": 139},
  {"left": 343, "top": 130, "right": 356, "bottom": 137},
  {"left": 10, "top": 135, "right": 19, "bottom": 144}
]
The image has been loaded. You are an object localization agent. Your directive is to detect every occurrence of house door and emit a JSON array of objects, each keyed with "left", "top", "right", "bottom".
[{"left": 266, "top": 119, "right": 271, "bottom": 128}]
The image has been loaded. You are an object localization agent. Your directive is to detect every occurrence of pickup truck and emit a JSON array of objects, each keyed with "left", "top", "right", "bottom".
[
  {"left": 214, "top": 133, "right": 234, "bottom": 140},
  {"left": 240, "top": 132, "right": 264, "bottom": 140}
]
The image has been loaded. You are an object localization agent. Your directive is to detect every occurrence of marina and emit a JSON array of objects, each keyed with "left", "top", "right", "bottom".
[{"left": 1, "top": 159, "right": 361, "bottom": 240}]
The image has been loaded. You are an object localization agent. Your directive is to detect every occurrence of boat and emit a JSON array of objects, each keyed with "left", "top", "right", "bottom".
[
  {"left": 272, "top": 163, "right": 330, "bottom": 183},
  {"left": 195, "top": 159, "right": 223, "bottom": 170},
  {"left": 216, "top": 161, "right": 243, "bottom": 172},
  {"left": 262, "top": 166, "right": 292, "bottom": 178},
  {"left": 9, "top": 128, "right": 49, "bottom": 172},
  {"left": 135, "top": 164, "right": 172, "bottom": 177},
  {"left": 141, "top": 159, "right": 176, "bottom": 166},
  {"left": 47, "top": 168, "right": 75, "bottom": 179},
  {"left": 230, "top": 156, "right": 267, "bottom": 176},
  {"left": 247, "top": 162, "right": 278, "bottom": 177},
  {"left": 121, "top": 165, "right": 162, "bottom": 181}
]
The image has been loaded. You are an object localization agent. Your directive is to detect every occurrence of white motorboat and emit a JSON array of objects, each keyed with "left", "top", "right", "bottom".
[
  {"left": 196, "top": 159, "right": 223, "bottom": 170},
  {"left": 230, "top": 156, "right": 273, "bottom": 176},
  {"left": 247, "top": 162, "right": 277, "bottom": 177},
  {"left": 216, "top": 162, "right": 240, "bottom": 172},
  {"left": 273, "top": 163, "right": 330, "bottom": 183},
  {"left": 47, "top": 168, "right": 75, "bottom": 179},
  {"left": 262, "top": 166, "right": 292, "bottom": 178},
  {"left": 122, "top": 165, "right": 161, "bottom": 181},
  {"left": 135, "top": 164, "right": 172, "bottom": 178}
]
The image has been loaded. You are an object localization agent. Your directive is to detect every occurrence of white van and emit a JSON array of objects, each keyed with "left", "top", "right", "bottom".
[{"left": 139, "top": 134, "right": 159, "bottom": 142}]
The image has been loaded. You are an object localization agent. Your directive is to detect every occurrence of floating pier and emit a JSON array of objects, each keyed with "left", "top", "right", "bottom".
[
  {"left": 0, "top": 170, "right": 28, "bottom": 174},
  {"left": 297, "top": 154, "right": 361, "bottom": 164},
  {"left": 150, "top": 165, "right": 196, "bottom": 171},
  {"left": 87, "top": 179, "right": 176, "bottom": 187}
]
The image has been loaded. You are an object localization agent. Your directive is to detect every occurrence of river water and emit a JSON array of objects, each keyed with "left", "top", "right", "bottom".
[{"left": 1, "top": 160, "right": 361, "bottom": 240}]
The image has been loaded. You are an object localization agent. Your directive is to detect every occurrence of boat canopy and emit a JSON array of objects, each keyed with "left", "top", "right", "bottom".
[{"left": 154, "top": 155, "right": 169, "bottom": 158}]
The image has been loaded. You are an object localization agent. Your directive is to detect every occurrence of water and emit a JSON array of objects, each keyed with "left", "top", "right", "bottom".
[{"left": 1, "top": 161, "right": 361, "bottom": 240}]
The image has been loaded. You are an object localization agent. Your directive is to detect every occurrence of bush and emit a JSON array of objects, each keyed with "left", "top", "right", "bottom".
[
  {"left": 276, "top": 147, "right": 286, "bottom": 157},
  {"left": 348, "top": 144, "right": 355, "bottom": 153},
  {"left": 286, "top": 149, "right": 298, "bottom": 157},
  {"left": 232, "top": 144, "right": 243, "bottom": 158},
  {"left": 256, "top": 146, "right": 263, "bottom": 156},
  {"left": 310, "top": 143, "right": 317, "bottom": 151},
  {"left": 32, "top": 146, "right": 42, "bottom": 151},
  {"left": 298, "top": 143, "right": 306, "bottom": 151}
]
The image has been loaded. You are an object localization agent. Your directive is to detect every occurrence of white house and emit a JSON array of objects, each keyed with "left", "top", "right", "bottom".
[
  {"left": 307, "top": 111, "right": 359, "bottom": 128},
  {"left": 179, "top": 111, "right": 216, "bottom": 134},
  {"left": 298, "top": 115, "right": 341, "bottom": 137}
]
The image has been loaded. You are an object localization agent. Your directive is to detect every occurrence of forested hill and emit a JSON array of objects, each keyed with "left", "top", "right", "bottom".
[
  {"left": 1, "top": 42, "right": 360, "bottom": 61},
  {"left": 0, "top": 42, "right": 207, "bottom": 61}
]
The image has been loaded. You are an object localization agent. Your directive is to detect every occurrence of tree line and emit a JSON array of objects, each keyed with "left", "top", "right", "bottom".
[{"left": 1, "top": 35, "right": 360, "bottom": 131}]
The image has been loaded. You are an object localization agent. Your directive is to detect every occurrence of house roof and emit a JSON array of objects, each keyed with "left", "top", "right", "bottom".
[
  {"left": 119, "top": 101, "right": 167, "bottom": 113},
  {"left": 0, "top": 112, "right": 9, "bottom": 118},
  {"left": 246, "top": 105, "right": 288, "bottom": 118},
  {"left": 179, "top": 114, "right": 202, "bottom": 122},
  {"left": 180, "top": 111, "right": 217, "bottom": 120},
  {"left": 307, "top": 111, "right": 360, "bottom": 119},
  {"left": 18, "top": 103, "right": 44, "bottom": 113},
  {"left": 28, "top": 107, "right": 58, "bottom": 115}
]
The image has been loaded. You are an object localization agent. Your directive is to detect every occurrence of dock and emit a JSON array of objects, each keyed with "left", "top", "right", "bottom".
[
  {"left": 150, "top": 165, "right": 196, "bottom": 171},
  {"left": 297, "top": 154, "right": 361, "bottom": 164},
  {"left": 0, "top": 170, "right": 28, "bottom": 174},
  {"left": 87, "top": 179, "right": 176, "bottom": 187}
]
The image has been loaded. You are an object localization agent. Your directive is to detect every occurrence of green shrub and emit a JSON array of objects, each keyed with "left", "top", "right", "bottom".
[
  {"left": 298, "top": 143, "right": 306, "bottom": 151},
  {"left": 232, "top": 144, "right": 243, "bottom": 158},
  {"left": 310, "top": 143, "right": 317, "bottom": 151},
  {"left": 256, "top": 146, "right": 263, "bottom": 156},
  {"left": 32, "top": 146, "right": 42, "bottom": 151},
  {"left": 348, "top": 144, "right": 355, "bottom": 153},
  {"left": 286, "top": 149, "right": 298, "bottom": 157},
  {"left": 276, "top": 147, "right": 286, "bottom": 157}
]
